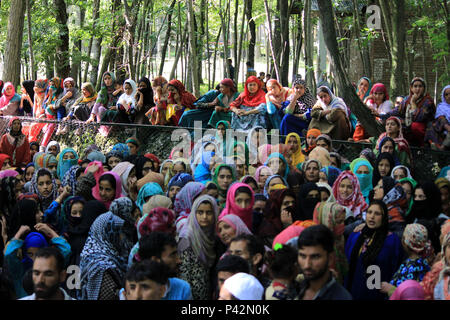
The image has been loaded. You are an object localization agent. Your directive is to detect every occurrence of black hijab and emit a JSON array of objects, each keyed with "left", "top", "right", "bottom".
[
  {"left": 7, "top": 199, "right": 39, "bottom": 241},
  {"left": 372, "top": 152, "right": 395, "bottom": 186},
  {"left": 133, "top": 155, "right": 154, "bottom": 180},
  {"left": 409, "top": 181, "right": 442, "bottom": 221},
  {"left": 22, "top": 80, "right": 35, "bottom": 114},
  {"left": 138, "top": 77, "right": 155, "bottom": 108},
  {"left": 296, "top": 182, "right": 321, "bottom": 221}
]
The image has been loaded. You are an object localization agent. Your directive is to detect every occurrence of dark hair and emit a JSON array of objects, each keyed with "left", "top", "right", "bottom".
[
  {"left": 230, "top": 234, "right": 265, "bottom": 267},
  {"left": 266, "top": 245, "right": 298, "bottom": 279},
  {"left": 0, "top": 268, "right": 16, "bottom": 300},
  {"left": 125, "top": 260, "right": 168, "bottom": 285},
  {"left": 138, "top": 232, "right": 177, "bottom": 260},
  {"left": 219, "top": 166, "right": 232, "bottom": 175},
  {"left": 297, "top": 224, "right": 334, "bottom": 253},
  {"left": 216, "top": 255, "right": 250, "bottom": 274},
  {"left": 173, "top": 160, "right": 187, "bottom": 171},
  {"left": 235, "top": 186, "right": 252, "bottom": 197},
  {"left": 316, "top": 136, "right": 331, "bottom": 147},
  {"left": 317, "top": 86, "right": 330, "bottom": 95},
  {"left": 206, "top": 183, "right": 218, "bottom": 191},
  {"left": 99, "top": 173, "right": 116, "bottom": 191},
  {"left": 36, "top": 169, "right": 52, "bottom": 181},
  {"left": 34, "top": 247, "right": 65, "bottom": 272}
]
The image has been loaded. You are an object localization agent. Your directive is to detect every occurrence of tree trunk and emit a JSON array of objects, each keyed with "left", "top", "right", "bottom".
[
  {"left": 25, "top": 0, "right": 36, "bottom": 80},
  {"left": 351, "top": 0, "right": 371, "bottom": 78},
  {"left": 246, "top": 0, "right": 256, "bottom": 68},
  {"left": 212, "top": 26, "right": 223, "bottom": 89},
  {"left": 158, "top": 0, "right": 176, "bottom": 76},
  {"left": 233, "top": 0, "right": 239, "bottom": 75},
  {"left": 316, "top": 0, "right": 384, "bottom": 137},
  {"left": 304, "top": 0, "right": 316, "bottom": 92},
  {"left": 271, "top": 1, "right": 282, "bottom": 78},
  {"left": 170, "top": 23, "right": 188, "bottom": 80},
  {"left": 89, "top": 38, "right": 102, "bottom": 87},
  {"left": 53, "top": 0, "right": 70, "bottom": 78},
  {"left": 279, "top": 0, "right": 290, "bottom": 86},
  {"left": 187, "top": 0, "right": 200, "bottom": 96},
  {"left": 122, "top": 0, "right": 140, "bottom": 79},
  {"left": 235, "top": 0, "right": 248, "bottom": 85},
  {"left": 83, "top": 0, "right": 100, "bottom": 83},
  {"left": 197, "top": 0, "right": 206, "bottom": 85},
  {"left": 292, "top": 14, "right": 303, "bottom": 79},
  {"left": 263, "top": 0, "right": 280, "bottom": 81}
]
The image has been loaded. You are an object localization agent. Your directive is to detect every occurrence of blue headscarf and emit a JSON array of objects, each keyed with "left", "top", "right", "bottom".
[
  {"left": 57, "top": 148, "right": 79, "bottom": 180},
  {"left": 320, "top": 165, "right": 342, "bottom": 187},
  {"left": 22, "top": 232, "right": 48, "bottom": 270},
  {"left": 167, "top": 173, "right": 194, "bottom": 195},
  {"left": 112, "top": 143, "right": 130, "bottom": 159},
  {"left": 350, "top": 158, "right": 374, "bottom": 203},
  {"left": 194, "top": 151, "right": 215, "bottom": 183},
  {"left": 264, "top": 152, "right": 290, "bottom": 180},
  {"left": 438, "top": 166, "right": 450, "bottom": 179},
  {"left": 136, "top": 182, "right": 164, "bottom": 213},
  {"left": 87, "top": 150, "right": 106, "bottom": 163},
  {"left": 263, "top": 174, "right": 289, "bottom": 199}
]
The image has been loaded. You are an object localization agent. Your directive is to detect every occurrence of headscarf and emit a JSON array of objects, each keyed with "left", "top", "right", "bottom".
[
  {"left": 0, "top": 169, "right": 19, "bottom": 179},
  {"left": 375, "top": 116, "right": 411, "bottom": 160},
  {"left": 92, "top": 171, "right": 124, "bottom": 210},
  {"left": 285, "top": 132, "right": 305, "bottom": 167},
  {"left": 45, "top": 141, "right": 61, "bottom": 155},
  {"left": 109, "top": 197, "right": 137, "bottom": 228},
  {"left": 254, "top": 165, "right": 274, "bottom": 186},
  {"left": 367, "top": 82, "right": 389, "bottom": 104},
  {"left": 80, "top": 211, "right": 134, "bottom": 300},
  {"left": 111, "top": 161, "right": 135, "bottom": 196},
  {"left": 96, "top": 71, "right": 116, "bottom": 106},
  {"left": 86, "top": 150, "right": 106, "bottom": 163},
  {"left": 167, "top": 79, "right": 197, "bottom": 109},
  {"left": 0, "top": 82, "right": 21, "bottom": 107},
  {"left": 350, "top": 158, "right": 374, "bottom": 202},
  {"left": 219, "top": 183, "right": 255, "bottom": 230},
  {"left": 111, "top": 143, "right": 130, "bottom": 160},
  {"left": 167, "top": 173, "right": 194, "bottom": 196},
  {"left": 402, "top": 77, "right": 434, "bottom": 114},
  {"left": 313, "top": 201, "right": 348, "bottom": 282},
  {"left": 178, "top": 195, "right": 219, "bottom": 267},
  {"left": 356, "top": 77, "right": 372, "bottom": 101},
  {"left": 263, "top": 174, "right": 289, "bottom": 199},
  {"left": 308, "top": 146, "right": 332, "bottom": 167},
  {"left": 194, "top": 151, "right": 215, "bottom": 182},
  {"left": 265, "top": 79, "right": 290, "bottom": 108},
  {"left": 317, "top": 181, "right": 336, "bottom": 203},
  {"left": 22, "top": 232, "right": 49, "bottom": 270},
  {"left": 399, "top": 177, "right": 418, "bottom": 216},
  {"left": 21, "top": 80, "right": 35, "bottom": 111},
  {"left": 142, "top": 195, "right": 173, "bottom": 216},
  {"left": 173, "top": 181, "right": 206, "bottom": 217},
  {"left": 216, "top": 214, "right": 252, "bottom": 242},
  {"left": 5, "top": 118, "right": 27, "bottom": 164},
  {"left": 257, "top": 144, "right": 273, "bottom": 164},
  {"left": 137, "top": 77, "right": 155, "bottom": 107},
  {"left": 301, "top": 159, "right": 323, "bottom": 175},
  {"left": 403, "top": 223, "right": 432, "bottom": 259},
  {"left": 377, "top": 136, "right": 401, "bottom": 165},
  {"left": 317, "top": 86, "right": 348, "bottom": 114},
  {"left": 30, "top": 168, "right": 58, "bottom": 212},
  {"left": 77, "top": 82, "right": 97, "bottom": 104},
  {"left": 297, "top": 182, "right": 321, "bottom": 221},
  {"left": 0, "top": 153, "right": 11, "bottom": 170},
  {"left": 264, "top": 152, "right": 290, "bottom": 180},
  {"left": 320, "top": 166, "right": 342, "bottom": 187},
  {"left": 438, "top": 233, "right": 450, "bottom": 282},
  {"left": 117, "top": 79, "right": 138, "bottom": 109},
  {"left": 410, "top": 181, "right": 443, "bottom": 221},
  {"left": 389, "top": 280, "right": 425, "bottom": 300},
  {"left": 135, "top": 182, "right": 164, "bottom": 213},
  {"left": 56, "top": 148, "right": 79, "bottom": 180},
  {"left": 372, "top": 152, "right": 396, "bottom": 186},
  {"left": 435, "top": 85, "right": 450, "bottom": 122},
  {"left": 60, "top": 196, "right": 86, "bottom": 230},
  {"left": 138, "top": 207, "right": 176, "bottom": 239},
  {"left": 391, "top": 165, "right": 413, "bottom": 180},
  {"left": 33, "top": 153, "right": 57, "bottom": 171},
  {"left": 246, "top": 126, "right": 266, "bottom": 164},
  {"left": 62, "top": 165, "right": 82, "bottom": 196},
  {"left": 230, "top": 76, "right": 266, "bottom": 108},
  {"left": 286, "top": 76, "right": 317, "bottom": 112},
  {"left": 332, "top": 171, "right": 368, "bottom": 217},
  {"left": 212, "top": 164, "right": 236, "bottom": 199}
]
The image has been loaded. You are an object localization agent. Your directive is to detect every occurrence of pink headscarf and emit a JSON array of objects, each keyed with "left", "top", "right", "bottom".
[
  {"left": 257, "top": 144, "right": 273, "bottom": 165},
  {"left": 219, "top": 183, "right": 255, "bottom": 230},
  {"left": 272, "top": 224, "right": 305, "bottom": 249},
  {"left": 332, "top": 171, "right": 368, "bottom": 217},
  {"left": 254, "top": 165, "right": 274, "bottom": 184},
  {"left": 0, "top": 82, "right": 17, "bottom": 107},
  {"left": 216, "top": 214, "right": 252, "bottom": 238},
  {"left": 92, "top": 171, "right": 124, "bottom": 209},
  {"left": 389, "top": 280, "right": 425, "bottom": 300},
  {"left": 0, "top": 169, "right": 19, "bottom": 179}
]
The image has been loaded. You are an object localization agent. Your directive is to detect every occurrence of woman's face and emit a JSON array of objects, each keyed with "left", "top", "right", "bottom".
[
  {"left": 168, "top": 186, "right": 181, "bottom": 199},
  {"left": 217, "top": 221, "right": 236, "bottom": 245},
  {"left": 411, "top": 80, "right": 424, "bottom": 96},
  {"left": 307, "top": 135, "right": 317, "bottom": 148},
  {"left": 35, "top": 208, "right": 44, "bottom": 224},
  {"left": 320, "top": 190, "right": 330, "bottom": 201},
  {"left": 82, "top": 86, "right": 91, "bottom": 97},
  {"left": 167, "top": 85, "right": 178, "bottom": 96},
  {"left": 366, "top": 203, "right": 384, "bottom": 229},
  {"left": 108, "top": 156, "right": 121, "bottom": 169},
  {"left": 127, "top": 143, "right": 138, "bottom": 155},
  {"left": 358, "top": 79, "right": 370, "bottom": 96},
  {"left": 47, "top": 162, "right": 57, "bottom": 173},
  {"left": 401, "top": 182, "right": 412, "bottom": 202},
  {"left": 268, "top": 177, "right": 284, "bottom": 190},
  {"left": 381, "top": 141, "right": 395, "bottom": 154},
  {"left": 280, "top": 195, "right": 296, "bottom": 212},
  {"left": 235, "top": 192, "right": 252, "bottom": 209},
  {"left": 138, "top": 81, "right": 147, "bottom": 90},
  {"left": 330, "top": 156, "right": 339, "bottom": 168},
  {"left": 373, "top": 179, "right": 384, "bottom": 200},
  {"left": 30, "top": 145, "right": 39, "bottom": 158},
  {"left": 378, "top": 159, "right": 391, "bottom": 177},
  {"left": 316, "top": 139, "right": 330, "bottom": 151},
  {"left": 217, "top": 167, "right": 233, "bottom": 191},
  {"left": 444, "top": 88, "right": 450, "bottom": 104},
  {"left": 318, "top": 91, "right": 331, "bottom": 105},
  {"left": 204, "top": 144, "right": 216, "bottom": 153},
  {"left": 287, "top": 136, "right": 299, "bottom": 153},
  {"left": 414, "top": 187, "right": 427, "bottom": 201},
  {"left": 124, "top": 83, "right": 133, "bottom": 95},
  {"left": 267, "top": 83, "right": 280, "bottom": 96},
  {"left": 305, "top": 162, "right": 320, "bottom": 182},
  {"left": 268, "top": 157, "right": 285, "bottom": 176},
  {"left": 99, "top": 180, "right": 115, "bottom": 202},
  {"left": 259, "top": 167, "right": 272, "bottom": 186},
  {"left": 48, "top": 145, "right": 58, "bottom": 156},
  {"left": 373, "top": 90, "right": 385, "bottom": 103},
  {"left": 385, "top": 119, "right": 400, "bottom": 135},
  {"left": 161, "top": 162, "right": 173, "bottom": 176},
  {"left": 4, "top": 85, "right": 13, "bottom": 96},
  {"left": 12, "top": 120, "right": 21, "bottom": 133},
  {"left": 25, "top": 166, "right": 35, "bottom": 182},
  {"left": 172, "top": 162, "right": 185, "bottom": 175},
  {"left": 64, "top": 81, "right": 73, "bottom": 89},
  {"left": 141, "top": 161, "right": 154, "bottom": 176},
  {"left": 335, "top": 209, "right": 346, "bottom": 226},
  {"left": 196, "top": 202, "right": 215, "bottom": 228},
  {"left": 356, "top": 165, "right": 369, "bottom": 175},
  {"left": 319, "top": 171, "right": 328, "bottom": 183},
  {"left": 338, "top": 177, "right": 354, "bottom": 200},
  {"left": 217, "top": 124, "right": 226, "bottom": 138},
  {"left": 63, "top": 151, "right": 76, "bottom": 160},
  {"left": 247, "top": 82, "right": 259, "bottom": 94},
  {"left": 294, "top": 83, "right": 305, "bottom": 97},
  {"left": 37, "top": 174, "right": 53, "bottom": 197},
  {"left": 219, "top": 84, "right": 231, "bottom": 95},
  {"left": 70, "top": 202, "right": 84, "bottom": 218},
  {"left": 247, "top": 181, "right": 258, "bottom": 193},
  {"left": 393, "top": 167, "right": 407, "bottom": 181},
  {"left": 440, "top": 186, "right": 449, "bottom": 205},
  {"left": 104, "top": 74, "right": 113, "bottom": 87}
]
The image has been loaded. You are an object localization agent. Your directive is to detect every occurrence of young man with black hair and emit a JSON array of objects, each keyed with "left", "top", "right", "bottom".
[
  {"left": 123, "top": 260, "right": 168, "bottom": 300},
  {"left": 214, "top": 254, "right": 250, "bottom": 298},
  {"left": 20, "top": 247, "right": 74, "bottom": 300},
  {"left": 228, "top": 234, "right": 271, "bottom": 288},
  {"left": 120, "top": 232, "right": 191, "bottom": 300},
  {"left": 296, "top": 224, "right": 352, "bottom": 300}
]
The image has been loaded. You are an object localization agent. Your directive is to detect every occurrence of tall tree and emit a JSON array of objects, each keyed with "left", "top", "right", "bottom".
[
  {"left": 279, "top": 0, "right": 290, "bottom": 86},
  {"left": 246, "top": 0, "right": 256, "bottom": 68},
  {"left": 25, "top": 0, "right": 36, "bottom": 80},
  {"left": 2, "top": 0, "right": 26, "bottom": 86},
  {"left": 158, "top": 0, "right": 177, "bottom": 76},
  {"left": 304, "top": 0, "right": 315, "bottom": 92},
  {"left": 83, "top": 0, "right": 101, "bottom": 83},
  {"left": 53, "top": 0, "right": 71, "bottom": 78},
  {"left": 187, "top": 0, "right": 200, "bottom": 96}
]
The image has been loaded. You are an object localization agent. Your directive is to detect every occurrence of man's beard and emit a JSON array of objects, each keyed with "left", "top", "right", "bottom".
[
  {"left": 34, "top": 282, "right": 60, "bottom": 299},
  {"left": 302, "top": 259, "right": 329, "bottom": 281}
]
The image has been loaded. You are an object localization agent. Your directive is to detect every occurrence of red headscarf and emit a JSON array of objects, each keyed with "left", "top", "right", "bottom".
[
  {"left": 0, "top": 153, "right": 12, "bottom": 170},
  {"left": 230, "top": 76, "right": 266, "bottom": 108},
  {"left": 144, "top": 153, "right": 161, "bottom": 169},
  {"left": 168, "top": 79, "right": 197, "bottom": 109},
  {"left": 138, "top": 207, "right": 176, "bottom": 236},
  {"left": 0, "top": 82, "right": 18, "bottom": 107},
  {"left": 220, "top": 78, "right": 237, "bottom": 93},
  {"left": 219, "top": 182, "right": 255, "bottom": 230},
  {"left": 368, "top": 83, "right": 389, "bottom": 104},
  {"left": 332, "top": 171, "right": 368, "bottom": 218}
]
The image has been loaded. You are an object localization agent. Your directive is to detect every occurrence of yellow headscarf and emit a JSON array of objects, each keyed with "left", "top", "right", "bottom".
[{"left": 285, "top": 132, "right": 305, "bottom": 167}]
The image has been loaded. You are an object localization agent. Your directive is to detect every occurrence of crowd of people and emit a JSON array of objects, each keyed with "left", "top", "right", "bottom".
[{"left": 0, "top": 70, "right": 449, "bottom": 301}]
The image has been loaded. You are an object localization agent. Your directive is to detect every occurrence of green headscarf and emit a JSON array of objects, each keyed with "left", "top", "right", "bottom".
[
  {"left": 399, "top": 177, "right": 418, "bottom": 216},
  {"left": 96, "top": 71, "right": 116, "bottom": 106},
  {"left": 212, "top": 164, "right": 236, "bottom": 205}
]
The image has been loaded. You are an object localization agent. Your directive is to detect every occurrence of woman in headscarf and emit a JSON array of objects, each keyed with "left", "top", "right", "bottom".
[
  {"left": 308, "top": 146, "right": 332, "bottom": 168},
  {"left": 257, "top": 188, "right": 297, "bottom": 247},
  {"left": 264, "top": 152, "right": 290, "bottom": 181},
  {"left": 372, "top": 116, "right": 412, "bottom": 167},
  {"left": 302, "top": 128, "right": 321, "bottom": 156},
  {"left": 27, "top": 80, "right": 48, "bottom": 143},
  {"left": 425, "top": 85, "right": 450, "bottom": 150},
  {"left": 135, "top": 182, "right": 164, "bottom": 214},
  {"left": 134, "top": 77, "right": 155, "bottom": 124},
  {"left": 159, "top": 159, "right": 174, "bottom": 190},
  {"left": 372, "top": 152, "right": 395, "bottom": 187},
  {"left": 262, "top": 174, "right": 289, "bottom": 199},
  {"left": 309, "top": 86, "right": 351, "bottom": 140},
  {"left": 246, "top": 126, "right": 267, "bottom": 166},
  {"left": 174, "top": 181, "right": 207, "bottom": 232},
  {"left": 391, "top": 165, "right": 412, "bottom": 181},
  {"left": 19, "top": 80, "right": 35, "bottom": 116},
  {"left": 0, "top": 82, "right": 21, "bottom": 115},
  {"left": 216, "top": 214, "right": 252, "bottom": 247},
  {"left": 254, "top": 165, "right": 274, "bottom": 192},
  {"left": 212, "top": 164, "right": 236, "bottom": 208},
  {"left": 0, "top": 153, "right": 11, "bottom": 171},
  {"left": 280, "top": 76, "right": 317, "bottom": 137},
  {"left": 92, "top": 171, "right": 124, "bottom": 210},
  {"left": 56, "top": 148, "right": 79, "bottom": 180},
  {"left": 63, "top": 82, "right": 98, "bottom": 125},
  {"left": 435, "top": 178, "right": 450, "bottom": 218},
  {"left": 218, "top": 183, "right": 255, "bottom": 230},
  {"left": 0, "top": 117, "right": 31, "bottom": 167},
  {"left": 285, "top": 132, "right": 305, "bottom": 167},
  {"left": 102, "top": 79, "right": 138, "bottom": 124},
  {"left": 433, "top": 232, "right": 450, "bottom": 300},
  {"left": 79, "top": 198, "right": 136, "bottom": 300},
  {"left": 193, "top": 151, "right": 215, "bottom": 183},
  {"left": 240, "top": 175, "right": 259, "bottom": 193},
  {"left": 207, "top": 78, "right": 240, "bottom": 128},
  {"left": 165, "top": 79, "right": 197, "bottom": 126},
  {"left": 178, "top": 195, "right": 220, "bottom": 300},
  {"left": 320, "top": 165, "right": 342, "bottom": 188},
  {"left": 350, "top": 158, "right": 374, "bottom": 204},
  {"left": 313, "top": 202, "right": 348, "bottom": 283},
  {"left": 111, "top": 161, "right": 137, "bottom": 199},
  {"left": 345, "top": 200, "right": 404, "bottom": 300},
  {"left": 332, "top": 171, "right": 368, "bottom": 221},
  {"left": 300, "top": 159, "right": 322, "bottom": 183},
  {"left": 356, "top": 77, "right": 372, "bottom": 102},
  {"left": 30, "top": 168, "right": 58, "bottom": 213},
  {"left": 146, "top": 76, "right": 169, "bottom": 125},
  {"left": 265, "top": 79, "right": 291, "bottom": 129},
  {"left": 87, "top": 71, "right": 118, "bottom": 123},
  {"left": 229, "top": 76, "right": 267, "bottom": 131},
  {"left": 166, "top": 172, "right": 194, "bottom": 201},
  {"left": 296, "top": 182, "right": 321, "bottom": 222},
  {"left": 398, "top": 177, "right": 417, "bottom": 218}
]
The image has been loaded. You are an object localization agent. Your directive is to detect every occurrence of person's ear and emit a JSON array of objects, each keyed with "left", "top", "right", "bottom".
[
  {"left": 252, "top": 253, "right": 263, "bottom": 267},
  {"left": 159, "top": 283, "right": 167, "bottom": 299},
  {"left": 328, "top": 252, "right": 336, "bottom": 269},
  {"left": 59, "top": 270, "right": 67, "bottom": 284}
]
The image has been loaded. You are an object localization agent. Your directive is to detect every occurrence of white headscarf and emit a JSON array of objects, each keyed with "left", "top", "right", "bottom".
[{"left": 117, "top": 79, "right": 137, "bottom": 109}]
